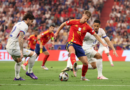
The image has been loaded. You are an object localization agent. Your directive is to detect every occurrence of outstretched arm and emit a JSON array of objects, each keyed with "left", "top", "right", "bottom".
[
  {"left": 54, "top": 22, "right": 66, "bottom": 38},
  {"left": 93, "top": 33, "right": 107, "bottom": 47},
  {"left": 104, "top": 37, "right": 118, "bottom": 56}
]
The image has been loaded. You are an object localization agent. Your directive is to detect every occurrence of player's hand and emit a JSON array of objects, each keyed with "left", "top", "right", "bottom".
[
  {"left": 40, "top": 44, "right": 43, "bottom": 49},
  {"left": 103, "top": 43, "right": 107, "bottom": 47},
  {"left": 113, "top": 51, "right": 118, "bottom": 57},
  {"left": 54, "top": 33, "right": 58, "bottom": 39}
]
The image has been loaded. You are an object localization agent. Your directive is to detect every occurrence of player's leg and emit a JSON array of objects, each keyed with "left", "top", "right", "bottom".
[
  {"left": 77, "top": 58, "right": 97, "bottom": 69},
  {"left": 6, "top": 49, "right": 25, "bottom": 80},
  {"left": 104, "top": 47, "right": 114, "bottom": 66},
  {"left": 94, "top": 53, "right": 108, "bottom": 79},
  {"left": 78, "top": 56, "right": 89, "bottom": 81},
  {"left": 42, "top": 47, "right": 49, "bottom": 70},
  {"left": 66, "top": 42, "right": 77, "bottom": 76},
  {"left": 61, "top": 56, "right": 73, "bottom": 72},
  {"left": 23, "top": 49, "right": 38, "bottom": 79}
]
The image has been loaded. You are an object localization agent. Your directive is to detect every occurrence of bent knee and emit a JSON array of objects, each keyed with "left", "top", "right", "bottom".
[{"left": 92, "top": 66, "right": 97, "bottom": 69}]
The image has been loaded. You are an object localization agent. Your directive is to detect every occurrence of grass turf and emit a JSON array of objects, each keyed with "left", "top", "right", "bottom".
[{"left": 0, "top": 61, "right": 130, "bottom": 90}]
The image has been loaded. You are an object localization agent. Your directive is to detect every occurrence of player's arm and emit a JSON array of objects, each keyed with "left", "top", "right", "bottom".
[
  {"left": 93, "top": 33, "right": 107, "bottom": 47},
  {"left": 37, "top": 34, "right": 43, "bottom": 49},
  {"left": 18, "top": 32, "right": 24, "bottom": 58},
  {"left": 104, "top": 37, "right": 118, "bottom": 56},
  {"left": 51, "top": 37, "right": 54, "bottom": 47},
  {"left": 55, "top": 22, "right": 66, "bottom": 38}
]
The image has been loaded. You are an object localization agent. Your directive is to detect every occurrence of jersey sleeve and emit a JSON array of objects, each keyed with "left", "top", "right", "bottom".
[
  {"left": 19, "top": 23, "right": 28, "bottom": 35},
  {"left": 66, "top": 19, "right": 76, "bottom": 26},
  {"left": 41, "top": 31, "right": 49, "bottom": 37},
  {"left": 101, "top": 28, "right": 107, "bottom": 38},
  {"left": 28, "top": 36, "right": 32, "bottom": 41},
  {"left": 88, "top": 27, "right": 95, "bottom": 35}
]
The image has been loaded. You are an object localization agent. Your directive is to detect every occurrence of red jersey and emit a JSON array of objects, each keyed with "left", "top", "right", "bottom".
[
  {"left": 28, "top": 35, "right": 37, "bottom": 50},
  {"left": 37, "top": 30, "right": 54, "bottom": 45},
  {"left": 66, "top": 19, "right": 95, "bottom": 46}
]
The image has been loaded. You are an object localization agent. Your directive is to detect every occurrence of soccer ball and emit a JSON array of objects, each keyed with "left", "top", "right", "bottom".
[{"left": 59, "top": 72, "right": 69, "bottom": 81}]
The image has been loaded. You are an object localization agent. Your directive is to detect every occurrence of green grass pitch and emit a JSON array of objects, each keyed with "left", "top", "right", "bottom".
[{"left": 0, "top": 61, "right": 130, "bottom": 90}]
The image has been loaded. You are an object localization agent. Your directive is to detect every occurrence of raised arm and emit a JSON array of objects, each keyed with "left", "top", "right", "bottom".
[{"left": 54, "top": 22, "right": 66, "bottom": 38}]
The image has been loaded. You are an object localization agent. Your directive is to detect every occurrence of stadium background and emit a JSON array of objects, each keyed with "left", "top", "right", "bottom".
[{"left": 0, "top": 0, "right": 130, "bottom": 61}]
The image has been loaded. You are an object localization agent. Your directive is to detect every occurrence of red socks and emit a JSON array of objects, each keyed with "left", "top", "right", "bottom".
[
  {"left": 70, "top": 53, "right": 76, "bottom": 65},
  {"left": 42, "top": 55, "right": 49, "bottom": 66},
  {"left": 82, "top": 65, "right": 88, "bottom": 77}
]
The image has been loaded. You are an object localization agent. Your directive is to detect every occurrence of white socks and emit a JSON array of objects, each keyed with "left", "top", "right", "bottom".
[
  {"left": 67, "top": 57, "right": 72, "bottom": 68},
  {"left": 108, "top": 55, "right": 113, "bottom": 65},
  {"left": 96, "top": 59, "right": 103, "bottom": 77},
  {"left": 28, "top": 53, "right": 37, "bottom": 73},
  {"left": 15, "top": 62, "right": 22, "bottom": 79}
]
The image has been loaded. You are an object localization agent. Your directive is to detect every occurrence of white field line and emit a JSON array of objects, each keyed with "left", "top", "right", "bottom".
[{"left": 0, "top": 84, "right": 130, "bottom": 86}]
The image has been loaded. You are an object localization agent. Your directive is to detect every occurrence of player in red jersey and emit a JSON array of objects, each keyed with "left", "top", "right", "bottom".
[
  {"left": 21, "top": 30, "right": 38, "bottom": 70},
  {"left": 35, "top": 24, "right": 55, "bottom": 70},
  {"left": 55, "top": 10, "right": 107, "bottom": 81}
]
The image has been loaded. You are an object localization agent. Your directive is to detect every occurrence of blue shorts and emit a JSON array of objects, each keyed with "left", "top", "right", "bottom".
[
  {"left": 66, "top": 42, "right": 86, "bottom": 57},
  {"left": 30, "top": 48, "right": 34, "bottom": 51},
  {"left": 35, "top": 44, "right": 47, "bottom": 56}
]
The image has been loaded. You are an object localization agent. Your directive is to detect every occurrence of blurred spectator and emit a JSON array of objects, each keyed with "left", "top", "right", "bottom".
[
  {"left": 106, "top": 0, "right": 130, "bottom": 50},
  {"left": 0, "top": 0, "right": 106, "bottom": 50}
]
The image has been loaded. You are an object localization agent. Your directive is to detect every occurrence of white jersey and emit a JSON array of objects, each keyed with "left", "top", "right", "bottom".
[
  {"left": 6, "top": 21, "right": 28, "bottom": 49},
  {"left": 82, "top": 28, "right": 107, "bottom": 50}
]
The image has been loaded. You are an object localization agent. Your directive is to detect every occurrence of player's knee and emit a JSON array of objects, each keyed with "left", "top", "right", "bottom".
[
  {"left": 92, "top": 65, "right": 97, "bottom": 69},
  {"left": 106, "top": 53, "right": 109, "bottom": 56},
  {"left": 83, "top": 62, "right": 88, "bottom": 65},
  {"left": 95, "top": 54, "right": 102, "bottom": 59}
]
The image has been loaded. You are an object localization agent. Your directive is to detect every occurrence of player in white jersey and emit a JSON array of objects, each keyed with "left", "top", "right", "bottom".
[
  {"left": 98, "top": 38, "right": 114, "bottom": 66},
  {"left": 62, "top": 20, "right": 118, "bottom": 79},
  {"left": 6, "top": 13, "right": 38, "bottom": 80}
]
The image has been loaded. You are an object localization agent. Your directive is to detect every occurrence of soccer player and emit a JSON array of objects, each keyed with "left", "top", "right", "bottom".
[
  {"left": 6, "top": 13, "right": 38, "bottom": 80},
  {"left": 55, "top": 10, "right": 107, "bottom": 81},
  {"left": 35, "top": 24, "right": 55, "bottom": 70},
  {"left": 21, "top": 30, "right": 38, "bottom": 70},
  {"left": 98, "top": 38, "right": 114, "bottom": 66},
  {"left": 63, "top": 20, "right": 117, "bottom": 80}
]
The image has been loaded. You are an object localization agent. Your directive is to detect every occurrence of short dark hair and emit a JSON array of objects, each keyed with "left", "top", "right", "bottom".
[
  {"left": 22, "top": 13, "right": 35, "bottom": 20},
  {"left": 94, "top": 20, "right": 101, "bottom": 24},
  {"left": 49, "top": 23, "right": 55, "bottom": 27}
]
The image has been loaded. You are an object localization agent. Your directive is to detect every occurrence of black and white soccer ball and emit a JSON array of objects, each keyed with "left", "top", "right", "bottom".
[{"left": 59, "top": 72, "right": 69, "bottom": 81}]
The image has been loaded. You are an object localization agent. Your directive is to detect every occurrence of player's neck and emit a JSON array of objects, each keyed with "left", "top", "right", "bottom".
[
  {"left": 23, "top": 20, "right": 28, "bottom": 25},
  {"left": 80, "top": 19, "right": 84, "bottom": 23}
]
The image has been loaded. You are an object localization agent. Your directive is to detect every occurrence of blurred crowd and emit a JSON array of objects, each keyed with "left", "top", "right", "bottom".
[
  {"left": 0, "top": 0, "right": 105, "bottom": 50},
  {"left": 106, "top": 0, "right": 130, "bottom": 50}
]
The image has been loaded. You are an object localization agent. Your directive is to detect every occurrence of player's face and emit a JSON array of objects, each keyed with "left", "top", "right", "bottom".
[
  {"left": 34, "top": 31, "right": 38, "bottom": 35},
  {"left": 49, "top": 26, "right": 54, "bottom": 32},
  {"left": 81, "top": 14, "right": 89, "bottom": 23},
  {"left": 93, "top": 23, "right": 100, "bottom": 33},
  {"left": 27, "top": 19, "right": 34, "bottom": 25}
]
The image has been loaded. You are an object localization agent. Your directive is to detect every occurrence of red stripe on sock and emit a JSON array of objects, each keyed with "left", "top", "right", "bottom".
[{"left": 82, "top": 65, "right": 88, "bottom": 77}]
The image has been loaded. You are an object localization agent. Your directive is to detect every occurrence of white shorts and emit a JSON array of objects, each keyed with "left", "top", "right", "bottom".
[
  {"left": 84, "top": 48, "right": 97, "bottom": 63},
  {"left": 6, "top": 48, "right": 31, "bottom": 61},
  {"left": 98, "top": 47, "right": 109, "bottom": 55}
]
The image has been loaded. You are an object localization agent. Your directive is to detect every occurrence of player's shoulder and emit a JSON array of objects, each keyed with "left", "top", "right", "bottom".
[
  {"left": 29, "top": 35, "right": 35, "bottom": 38},
  {"left": 99, "top": 28, "right": 105, "bottom": 32},
  {"left": 69, "top": 19, "right": 79, "bottom": 22},
  {"left": 18, "top": 21, "right": 28, "bottom": 29},
  {"left": 85, "top": 22, "right": 92, "bottom": 28}
]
